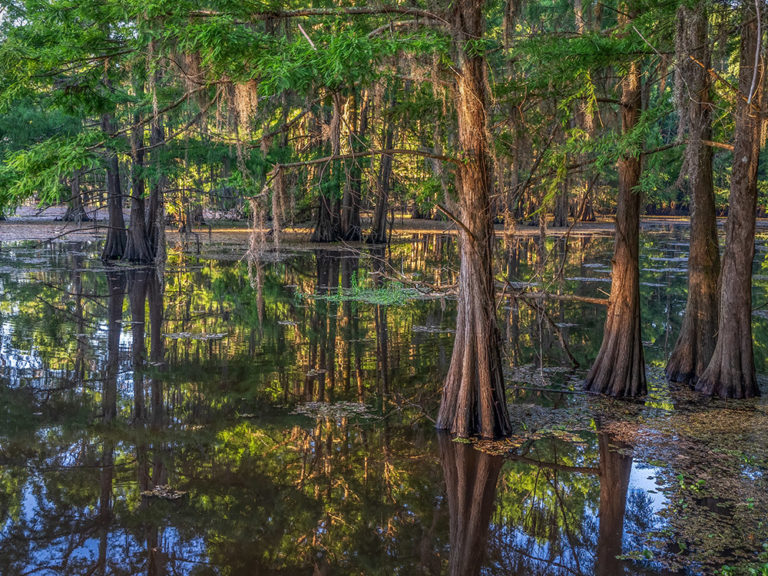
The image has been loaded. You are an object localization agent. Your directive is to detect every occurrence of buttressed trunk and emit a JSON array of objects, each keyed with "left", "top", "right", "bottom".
[
  {"left": 697, "top": 3, "right": 763, "bottom": 399},
  {"left": 437, "top": 0, "right": 511, "bottom": 438},
  {"left": 584, "top": 34, "right": 646, "bottom": 397},
  {"left": 101, "top": 114, "right": 127, "bottom": 261},
  {"left": 124, "top": 119, "right": 153, "bottom": 264},
  {"left": 666, "top": 2, "right": 720, "bottom": 385}
]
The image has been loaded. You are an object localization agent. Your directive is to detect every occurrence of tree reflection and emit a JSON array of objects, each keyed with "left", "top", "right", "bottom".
[
  {"left": 596, "top": 432, "right": 633, "bottom": 576},
  {"left": 439, "top": 433, "right": 503, "bottom": 576}
]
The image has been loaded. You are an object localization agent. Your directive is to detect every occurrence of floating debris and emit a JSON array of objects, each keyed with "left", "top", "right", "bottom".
[
  {"left": 292, "top": 401, "right": 377, "bottom": 421},
  {"left": 141, "top": 485, "right": 188, "bottom": 501},
  {"left": 412, "top": 325, "right": 455, "bottom": 334},
  {"left": 164, "top": 332, "right": 228, "bottom": 340},
  {"left": 566, "top": 276, "right": 611, "bottom": 283},
  {"left": 649, "top": 256, "right": 688, "bottom": 262}
]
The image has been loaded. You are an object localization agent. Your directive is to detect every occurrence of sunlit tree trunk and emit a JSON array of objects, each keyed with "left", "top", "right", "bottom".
[
  {"left": 342, "top": 90, "right": 368, "bottom": 241},
  {"left": 585, "top": 12, "right": 646, "bottom": 397},
  {"left": 437, "top": 0, "right": 512, "bottom": 438},
  {"left": 368, "top": 91, "right": 397, "bottom": 244},
  {"left": 667, "top": 2, "right": 720, "bottom": 385},
  {"left": 698, "top": 3, "right": 763, "bottom": 398}
]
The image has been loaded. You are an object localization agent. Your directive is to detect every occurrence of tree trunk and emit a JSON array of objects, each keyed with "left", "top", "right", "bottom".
[
  {"left": 666, "top": 2, "right": 720, "bottom": 385},
  {"left": 342, "top": 90, "right": 368, "bottom": 241},
  {"left": 124, "top": 114, "right": 153, "bottom": 263},
  {"left": 101, "top": 114, "right": 127, "bottom": 261},
  {"left": 697, "top": 3, "right": 763, "bottom": 398},
  {"left": 584, "top": 25, "right": 646, "bottom": 397},
  {"left": 553, "top": 175, "right": 569, "bottom": 227},
  {"left": 439, "top": 433, "right": 503, "bottom": 576},
  {"left": 311, "top": 95, "right": 343, "bottom": 243},
  {"left": 147, "top": 111, "right": 166, "bottom": 262},
  {"left": 437, "top": 0, "right": 512, "bottom": 438},
  {"left": 63, "top": 169, "right": 90, "bottom": 223},
  {"left": 367, "top": 90, "right": 397, "bottom": 244},
  {"left": 311, "top": 192, "right": 339, "bottom": 242}
]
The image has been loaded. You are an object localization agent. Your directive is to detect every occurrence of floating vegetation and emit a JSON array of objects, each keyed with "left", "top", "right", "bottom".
[
  {"left": 412, "top": 325, "right": 455, "bottom": 334},
  {"left": 302, "top": 280, "right": 442, "bottom": 306},
  {"left": 649, "top": 256, "right": 688, "bottom": 262},
  {"left": 141, "top": 485, "right": 188, "bottom": 501},
  {"left": 164, "top": 332, "right": 228, "bottom": 340},
  {"left": 566, "top": 276, "right": 612, "bottom": 283},
  {"left": 292, "top": 401, "right": 377, "bottom": 421}
]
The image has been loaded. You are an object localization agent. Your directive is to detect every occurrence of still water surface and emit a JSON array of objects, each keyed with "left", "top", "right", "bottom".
[{"left": 1, "top": 225, "right": 767, "bottom": 575}]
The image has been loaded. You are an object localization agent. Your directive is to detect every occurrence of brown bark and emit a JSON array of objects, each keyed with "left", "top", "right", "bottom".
[
  {"left": 437, "top": 0, "right": 511, "bottom": 438},
  {"left": 666, "top": 2, "right": 720, "bottom": 385},
  {"left": 585, "top": 19, "right": 646, "bottom": 397},
  {"left": 101, "top": 114, "right": 127, "bottom": 261},
  {"left": 63, "top": 169, "right": 90, "bottom": 223},
  {"left": 341, "top": 90, "right": 368, "bottom": 241},
  {"left": 124, "top": 114, "right": 153, "bottom": 263},
  {"left": 697, "top": 3, "right": 763, "bottom": 399},
  {"left": 147, "top": 112, "right": 165, "bottom": 261},
  {"left": 311, "top": 95, "right": 343, "bottom": 243},
  {"left": 553, "top": 175, "right": 569, "bottom": 227},
  {"left": 439, "top": 433, "right": 503, "bottom": 576},
  {"left": 367, "top": 93, "right": 397, "bottom": 244}
]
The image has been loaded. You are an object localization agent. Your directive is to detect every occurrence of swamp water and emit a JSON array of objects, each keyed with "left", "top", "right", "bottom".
[{"left": 1, "top": 224, "right": 768, "bottom": 575}]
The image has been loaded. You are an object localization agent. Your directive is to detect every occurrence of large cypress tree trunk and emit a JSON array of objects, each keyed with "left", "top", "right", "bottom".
[
  {"left": 146, "top": 94, "right": 166, "bottom": 261},
  {"left": 367, "top": 98, "right": 396, "bottom": 245},
  {"left": 63, "top": 169, "right": 90, "bottom": 223},
  {"left": 101, "top": 114, "right": 127, "bottom": 261},
  {"left": 697, "top": 4, "right": 763, "bottom": 398},
  {"left": 311, "top": 94, "right": 344, "bottom": 243},
  {"left": 584, "top": 18, "right": 646, "bottom": 397},
  {"left": 124, "top": 116, "right": 153, "bottom": 263},
  {"left": 341, "top": 90, "right": 368, "bottom": 241},
  {"left": 666, "top": 2, "right": 720, "bottom": 385},
  {"left": 437, "top": 0, "right": 511, "bottom": 438}
]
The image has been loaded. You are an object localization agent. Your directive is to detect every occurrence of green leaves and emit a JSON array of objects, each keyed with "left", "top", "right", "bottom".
[{"left": 0, "top": 133, "right": 101, "bottom": 209}]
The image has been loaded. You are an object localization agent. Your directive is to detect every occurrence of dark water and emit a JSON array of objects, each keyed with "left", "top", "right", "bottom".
[{"left": 1, "top": 225, "right": 767, "bottom": 575}]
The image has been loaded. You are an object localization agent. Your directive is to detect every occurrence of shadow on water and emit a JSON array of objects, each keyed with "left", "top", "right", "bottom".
[{"left": 0, "top": 230, "right": 767, "bottom": 574}]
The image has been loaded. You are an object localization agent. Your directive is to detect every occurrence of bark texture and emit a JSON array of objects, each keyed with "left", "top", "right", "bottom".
[
  {"left": 585, "top": 36, "right": 646, "bottom": 397},
  {"left": 147, "top": 113, "right": 166, "bottom": 261},
  {"left": 367, "top": 94, "right": 396, "bottom": 245},
  {"left": 437, "top": 0, "right": 511, "bottom": 438},
  {"left": 101, "top": 114, "right": 127, "bottom": 261},
  {"left": 63, "top": 169, "right": 90, "bottom": 223},
  {"left": 124, "top": 119, "right": 153, "bottom": 263},
  {"left": 341, "top": 90, "right": 368, "bottom": 241},
  {"left": 666, "top": 2, "right": 720, "bottom": 385},
  {"left": 697, "top": 4, "right": 763, "bottom": 398}
]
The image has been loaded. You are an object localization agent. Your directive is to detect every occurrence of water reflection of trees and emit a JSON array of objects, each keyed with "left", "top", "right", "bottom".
[{"left": 0, "top": 238, "right": 711, "bottom": 574}]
